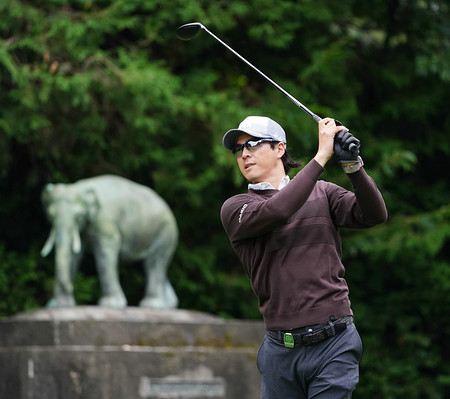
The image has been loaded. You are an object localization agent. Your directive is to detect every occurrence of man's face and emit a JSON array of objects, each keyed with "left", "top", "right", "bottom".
[{"left": 235, "top": 134, "right": 285, "bottom": 183}]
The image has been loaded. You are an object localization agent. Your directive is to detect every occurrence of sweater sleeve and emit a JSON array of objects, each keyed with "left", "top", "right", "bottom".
[
  {"left": 221, "top": 159, "right": 324, "bottom": 241},
  {"left": 327, "top": 167, "right": 388, "bottom": 228}
]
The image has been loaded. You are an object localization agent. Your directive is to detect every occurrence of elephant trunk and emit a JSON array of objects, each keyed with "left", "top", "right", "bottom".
[
  {"left": 41, "top": 226, "right": 82, "bottom": 257},
  {"left": 54, "top": 226, "right": 77, "bottom": 296}
]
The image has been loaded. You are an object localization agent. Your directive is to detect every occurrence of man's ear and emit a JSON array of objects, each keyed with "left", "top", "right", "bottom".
[{"left": 277, "top": 142, "right": 286, "bottom": 158}]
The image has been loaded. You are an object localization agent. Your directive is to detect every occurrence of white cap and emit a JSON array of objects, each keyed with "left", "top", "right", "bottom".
[{"left": 222, "top": 116, "right": 286, "bottom": 150}]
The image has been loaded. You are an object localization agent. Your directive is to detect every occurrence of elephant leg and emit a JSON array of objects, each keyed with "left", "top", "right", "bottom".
[
  {"left": 48, "top": 278, "right": 75, "bottom": 308},
  {"left": 91, "top": 232, "right": 127, "bottom": 308},
  {"left": 139, "top": 241, "right": 178, "bottom": 309}
]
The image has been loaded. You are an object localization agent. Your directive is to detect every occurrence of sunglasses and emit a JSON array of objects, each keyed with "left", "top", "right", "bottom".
[{"left": 232, "top": 139, "right": 278, "bottom": 157}]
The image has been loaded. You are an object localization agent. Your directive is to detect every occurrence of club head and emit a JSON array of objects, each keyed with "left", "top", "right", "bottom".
[{"left": 176, "top": 22, "right": 204, "bottom": 40}]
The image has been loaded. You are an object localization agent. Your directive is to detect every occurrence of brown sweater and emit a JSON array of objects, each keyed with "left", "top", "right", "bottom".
[{"left": 220, "top": 159, "right": 387, "bottom": 330}]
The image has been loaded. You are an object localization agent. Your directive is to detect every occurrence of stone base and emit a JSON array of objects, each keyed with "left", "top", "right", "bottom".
[{"left": 0, "top": 307, "right": 265, "bottom": 399}]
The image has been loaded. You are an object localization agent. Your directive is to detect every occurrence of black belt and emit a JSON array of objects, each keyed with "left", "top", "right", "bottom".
[{"left": 266, "top": 316, "right": 354, "bottom": 347}]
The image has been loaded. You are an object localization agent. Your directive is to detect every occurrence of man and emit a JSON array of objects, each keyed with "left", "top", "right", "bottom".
[{"left": 220, "top": 115, "right": 387, "bottom": 399}]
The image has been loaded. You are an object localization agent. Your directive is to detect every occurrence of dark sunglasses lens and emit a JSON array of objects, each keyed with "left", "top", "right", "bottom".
[
  {"left": 232, "top": 144, "right": 243, "bottom": 155},
  {"left": 232, "top": 140, "right": 268, "bottom": 156},
  {"left": 246, "top": 141, "right": 259, "bottom": 150}
]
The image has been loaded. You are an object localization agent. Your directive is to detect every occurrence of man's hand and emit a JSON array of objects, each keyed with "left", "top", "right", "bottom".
[
  {"left": 334, "top": 130, "right": 360, "bottom": 164},
  {"left": 314, "top": 118, "right": 345, "bottom": 167}
]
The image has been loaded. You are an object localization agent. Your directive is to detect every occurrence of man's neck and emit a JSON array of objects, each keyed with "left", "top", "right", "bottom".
[{"left": 253, "top": 166, "right": 286, "bottom": 189}]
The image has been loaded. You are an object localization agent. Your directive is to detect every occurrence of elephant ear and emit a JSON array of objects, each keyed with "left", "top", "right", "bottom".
[
  {"left": 82, "top": 189, "right": 100, "bottom": 221},
  {"left": 41, "top": 183, "right": 55, "bottom": 209}
]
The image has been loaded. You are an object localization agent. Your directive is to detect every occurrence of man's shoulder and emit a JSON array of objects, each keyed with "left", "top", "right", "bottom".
[
  {"left": 222, "top": 192, "right": 257, "bottom": 207},
  {"left": 221, "top": 190, "right": 272, "bottom": 216},
  {"left": 315, "top": 179, "right": 340, "bottom": 191}
]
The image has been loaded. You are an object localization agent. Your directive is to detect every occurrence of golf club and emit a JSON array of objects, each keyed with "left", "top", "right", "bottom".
[{"left": 176, "top": 22, "right": 357, "bottom": 152}]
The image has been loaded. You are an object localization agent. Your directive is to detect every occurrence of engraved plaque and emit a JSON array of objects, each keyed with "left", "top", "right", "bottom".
[{"left": 139, "top": 366, "right": 226, "bottom": 398}]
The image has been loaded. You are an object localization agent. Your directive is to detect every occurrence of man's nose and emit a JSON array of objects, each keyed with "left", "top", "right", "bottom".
[{"left": 241, "top": 146, "right": 252, "bottom": 157}]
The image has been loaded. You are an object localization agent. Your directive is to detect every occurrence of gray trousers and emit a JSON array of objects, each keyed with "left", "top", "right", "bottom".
[{"left": 257, "top": 323, "right": 362, "bottom": 399}]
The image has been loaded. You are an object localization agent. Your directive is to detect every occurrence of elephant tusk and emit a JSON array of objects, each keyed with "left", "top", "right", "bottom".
[
  {"left": 41, "top": 228, "right": 56, "bottom": 257},
  {"left": 72, "top": 228, "right": 81, "bottom": 254}
]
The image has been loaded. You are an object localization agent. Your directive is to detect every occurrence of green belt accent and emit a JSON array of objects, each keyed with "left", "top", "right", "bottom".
[{"left": 283, "top": 332, "right": 294, "bottom": 348}]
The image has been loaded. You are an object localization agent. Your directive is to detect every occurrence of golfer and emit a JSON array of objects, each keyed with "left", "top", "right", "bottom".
[{"left": 220, "top": 116, "right": 387, "bottom": 399}]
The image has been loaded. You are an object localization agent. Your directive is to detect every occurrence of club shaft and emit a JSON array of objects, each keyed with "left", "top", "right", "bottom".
[
  {"left": 179, "top": 23, "right": 357, "bottom": 153},
  {"left": 200, "top": 25, "right": 321, "bottom": 123}
]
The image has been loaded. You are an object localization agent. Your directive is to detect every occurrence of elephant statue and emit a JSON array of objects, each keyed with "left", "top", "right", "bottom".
[{"left": 41, "top": 175, "right": 179, "bottom": 309}]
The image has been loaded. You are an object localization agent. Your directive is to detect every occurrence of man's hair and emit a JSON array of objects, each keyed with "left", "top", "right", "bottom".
[{"left": 269, "top": 142, "right": 301, "bottom": 174}]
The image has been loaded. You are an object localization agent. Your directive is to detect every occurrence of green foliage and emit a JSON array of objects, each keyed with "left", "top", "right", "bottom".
[
  {"left": 343, "top": 205, "right": 450, "bottom": 398},
  {"left": 0, "top": 1, "right": 449, "bottom": 397},
  {"left": 0, "top": 245, "right": 50, "bottom": 315}
]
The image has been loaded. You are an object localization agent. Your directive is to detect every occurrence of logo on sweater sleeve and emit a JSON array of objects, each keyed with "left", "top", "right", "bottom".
[{"left": 238, "top": 204, "right": 248, "bottom": 223}]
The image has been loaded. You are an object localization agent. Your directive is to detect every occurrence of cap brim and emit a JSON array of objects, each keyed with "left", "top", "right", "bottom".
[
  {"left": 222, "top": 129, "right": 243, "bottom": 150},
  {"left": 222, "top": 129, "right": 265, "bottom": 150}
]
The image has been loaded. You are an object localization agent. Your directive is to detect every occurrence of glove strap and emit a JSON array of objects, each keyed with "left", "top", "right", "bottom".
[{"left": 342, "top": 156, "right": 364, "bottom": 174}]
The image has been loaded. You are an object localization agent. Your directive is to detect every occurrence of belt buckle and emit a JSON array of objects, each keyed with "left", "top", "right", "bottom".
[{"left": 283, "top": 333, "right": 294, "bottom": 348}]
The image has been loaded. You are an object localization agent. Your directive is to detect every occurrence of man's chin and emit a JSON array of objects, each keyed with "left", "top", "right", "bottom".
[{"left": 244, "top": 173, "right": 255, "bottom": 183}]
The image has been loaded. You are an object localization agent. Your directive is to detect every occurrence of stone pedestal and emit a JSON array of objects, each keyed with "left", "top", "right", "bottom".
[{"left": 0, "top": 307, "right": 265, "bottom": 399}]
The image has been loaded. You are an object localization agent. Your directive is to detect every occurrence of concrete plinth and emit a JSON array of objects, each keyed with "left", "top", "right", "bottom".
[{"left": 0, "top": 307, "right": 265, "bottom": 399}]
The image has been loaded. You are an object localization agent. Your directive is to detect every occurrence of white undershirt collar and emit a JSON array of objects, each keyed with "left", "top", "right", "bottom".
[{"left": 248, "top": 175, "right": 290, "bottom": 191}]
